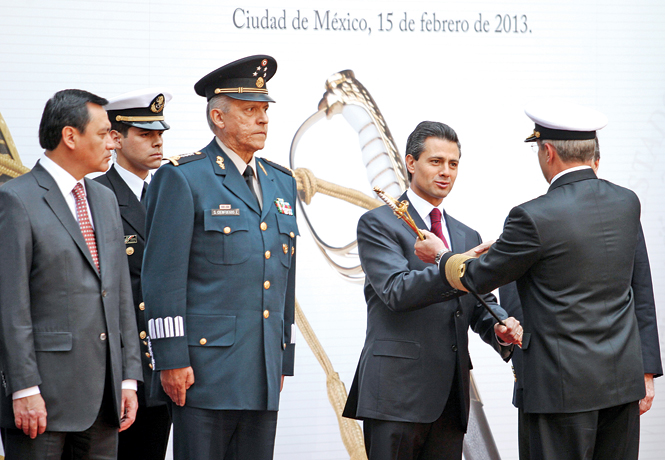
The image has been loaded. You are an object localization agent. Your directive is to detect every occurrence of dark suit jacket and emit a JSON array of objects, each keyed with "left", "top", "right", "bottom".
[
  {"left": 95, "top": 165, "right": 166, "bottom": 408},
  {"left": 142, "top": 139, "right": 298, "bottom": 411},
  {"left": 442, "top": 169, "right": 646, "bottom": 413},
  {"left": 343, "top": 193, "right": 512, "bottom": 430},
  {"left": 500, "top": 224, "right": 663, "bottom": 409},
  {"left": 0, "top": 162, "right": 142, "bottom": 431}
]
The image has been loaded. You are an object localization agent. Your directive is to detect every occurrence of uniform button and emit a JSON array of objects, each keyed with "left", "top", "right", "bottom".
[
  {"left": 145, "top": 352, "right": 151, "bottom": 358},
  {"left": 451, "top": 345, "right": 458, "bottom": 352},
  {"left": 126, "top": 247, "right": 135, "bottom": 256},
  {"left": 289, "top": 232, "right": 295, "bottom": 238},
  {"left": 223, "top": 226, "right": 231, "bottom": 234},
  {"left": 291, "top": 246, "right": 295, "bottom": 256},
  {"left": 264, "top": 310, "right": 270, "bottom": 319},
  {"left": 265, "top": 251, "right": 271, "bottom": 259},
  {"left": 139, "top": 302, "right": 145, "bottom": 311},
  {"left": 143, "top": 341, "right": 148, "bottom": 346},
  {"left": 264, "top": 280, "right": 271, "bottom": 289},
  {"left": 99, "top": 333, "right": 107, "bottom": 341},
  {"left": 260, "top": 222, "right": 268, "bottom": 231},
  {"left": 101, "top": 290, "right": 108, "bottom": 298},
  {"left": 139, "top": 331, "right": 147, "bottom": 340},
  {"left": 455, "top": 310, "right": 462, "bottom": 317},
  {"left": 200, "top": 338, "right": 207, "bottom": 345},
  {"left": 283, "top": 342, "right": 287, "bottom": 349},
  {"left": 149, "top": 363, "right": 153, "bottom": 370},
  {"left": 282, "top": 244, "right": 288, "bottom": 254}
]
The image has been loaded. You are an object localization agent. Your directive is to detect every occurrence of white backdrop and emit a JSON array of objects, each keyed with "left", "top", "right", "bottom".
[{"left": 1, "top": 1, "right": 664, "bottom": 459}]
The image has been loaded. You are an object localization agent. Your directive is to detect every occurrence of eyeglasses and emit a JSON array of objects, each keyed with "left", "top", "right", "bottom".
[{"left": 529, "top": 142, "right": 540, "bottom": 153}]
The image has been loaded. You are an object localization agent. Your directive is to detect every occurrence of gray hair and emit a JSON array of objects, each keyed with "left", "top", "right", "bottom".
[
  {"left": 206, "top": 95, "right": 233, "bottom": 132},
  {"left": 539, "top": 138, "right": 596, "bottom": 163}
]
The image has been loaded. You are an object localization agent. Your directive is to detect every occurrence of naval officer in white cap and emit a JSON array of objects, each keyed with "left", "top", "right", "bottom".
[
  {"left": 415, "top": 101, "right": 650, "bottom": 460},
  {"left": 96, "top": 89, "right": 172, "bottom": 460}
]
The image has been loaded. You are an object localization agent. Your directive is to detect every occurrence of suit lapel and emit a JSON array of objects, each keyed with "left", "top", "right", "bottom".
[
  {"left": 33, "top": 163, "right": 99, "bottom": 276},
  {"left": 256, "top": 158, "right": 276, "bottom": 220},
  {"left": 444, "top": 213, "right": 466, "bottom": 253},
  {"left": 206, "top": 139, "right": 261, "bottom": 214},
  {"left": 106, "top": 165, "right": 145, "bottom": 238}
]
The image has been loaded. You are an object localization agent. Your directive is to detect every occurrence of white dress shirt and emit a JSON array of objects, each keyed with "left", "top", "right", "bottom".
[{"left": 114, "top": 161, "right": 151, "bottom": 202}]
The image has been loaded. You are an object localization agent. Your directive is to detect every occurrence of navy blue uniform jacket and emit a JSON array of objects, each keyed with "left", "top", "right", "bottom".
[{"left": 442, "top": 169, "right": 646, "bottom": 413}]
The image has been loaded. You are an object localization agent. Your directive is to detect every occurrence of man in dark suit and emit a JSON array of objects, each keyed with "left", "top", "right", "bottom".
[
  {"left": 499, "top": 144, "right": 662, "bottom": 460},
  {"left": 141, "top": 55, "right": 298, "bottom": 460},
  {"left": 0, "top": 89, "right": 142, "bottom": 459},
  {"left": 342, "top": 121, "right": 522, "bottom": 460},
  {"left": 95, "top": 89, "right": 173, "bottom": 460},
  {"left": 417, "top": 102, "right": 651, "bottom": 459}
]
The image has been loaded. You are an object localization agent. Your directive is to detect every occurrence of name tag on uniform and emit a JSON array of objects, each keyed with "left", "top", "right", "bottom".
[
  {"left": 124, "top": 235, "right": 138, "bottom": 244},
  {"left": 211, "top": 209, "right": 240, "bottom": 216}
]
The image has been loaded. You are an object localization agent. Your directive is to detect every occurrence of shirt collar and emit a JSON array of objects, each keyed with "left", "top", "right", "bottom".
[
  {"left": 215, "top": 137, "right": 257, "bottom": 179},
  {"left": 550, "top": 165, "right": 592, "bottom": 185},
  {"left": 406, "top": 188, "right": 445, "bottom": 223},
  {"left": 114, "top": 162, "right": 149, "bottom": 201},
  {"left": 39, "top": 154, "right": 82, "bottom": 197}
]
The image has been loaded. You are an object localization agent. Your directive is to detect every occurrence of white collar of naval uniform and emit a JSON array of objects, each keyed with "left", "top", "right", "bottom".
[
  {"left": 550, "top": 165, "right": 593, "bottom": 185},
  {"left": 114, "top": 161, "right": 152, "bottom": 202}
]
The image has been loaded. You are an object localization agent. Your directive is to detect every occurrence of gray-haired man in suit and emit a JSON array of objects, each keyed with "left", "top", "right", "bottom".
[{"left": 0, "top": 89, "right": 142, "bottom": 459}]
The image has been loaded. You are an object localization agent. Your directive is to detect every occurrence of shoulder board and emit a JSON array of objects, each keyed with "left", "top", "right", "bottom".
[
  {"left": 261, "top": 158, "right": 294, "bottom": 176},
  {"left": 166, "top": 151, "right": 206, "bottom": 166}
]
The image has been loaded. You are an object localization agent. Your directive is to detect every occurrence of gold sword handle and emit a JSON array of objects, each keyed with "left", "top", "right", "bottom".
[{"left": 373, "top": 187, "right": 425, "bottom": 240}]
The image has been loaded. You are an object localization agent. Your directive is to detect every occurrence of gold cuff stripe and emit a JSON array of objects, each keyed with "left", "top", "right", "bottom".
[
  {"left": 115, "top": 115, "right": 165, "bottom": 122},
  {"left": 444, "top": 254, "right": 472, "bottom": 292},
  {"left": 214, "top": 87, "right": 269, "bottom": 95}
]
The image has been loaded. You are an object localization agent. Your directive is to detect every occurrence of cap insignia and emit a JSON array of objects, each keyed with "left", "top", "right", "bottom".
[
  {"left": 256, "top": 77, "right": 265, "bottom": 88},
  {"left": 261, "top": 59, "right": 268, "bottom": 66},
  {"left": 150, "top": 94, "right": 165, "bottom": 113}
]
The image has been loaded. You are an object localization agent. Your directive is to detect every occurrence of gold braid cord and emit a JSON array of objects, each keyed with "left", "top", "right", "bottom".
[
  {"left": 0, "top": 112, "right": 30, "bottom": 181},
  {"left": 293, "top": 167, "right": 372, "bottom": 459},
  {"left": 295, "top": 299, "right": 367, "bottom": 460},
  {"left": 445, "top": 254, "right": 472, "bottom": 291},
  {"left": 294, "top": 167, "right": 382, "bottom": 210}
]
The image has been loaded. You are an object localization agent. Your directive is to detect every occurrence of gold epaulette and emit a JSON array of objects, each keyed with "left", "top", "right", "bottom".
[
  {"left": 260, "top": 158, "right": 294, "bottom": 177},
  {"left": 166, "top": 151, "right": 205, "bottom": 166}
]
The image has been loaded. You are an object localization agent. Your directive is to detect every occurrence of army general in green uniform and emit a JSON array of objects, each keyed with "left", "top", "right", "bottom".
[{"left": 141, "top": 55, "right": 298, "bottom": 460}]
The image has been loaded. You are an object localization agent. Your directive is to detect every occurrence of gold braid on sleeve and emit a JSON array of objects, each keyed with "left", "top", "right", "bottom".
[{"left": 444, "top": 254, "right": 472, "bottom": 291}]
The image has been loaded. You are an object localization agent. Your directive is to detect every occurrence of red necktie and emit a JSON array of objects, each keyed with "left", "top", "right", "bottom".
[
  {"left": 72, "top": 183, "right": 100, "bottom": 272},
  {"left": 429, "top": 208, "right": 450, "bottom": 250}
]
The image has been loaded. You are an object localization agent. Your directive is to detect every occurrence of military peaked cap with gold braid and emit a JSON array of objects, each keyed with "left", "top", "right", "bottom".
[{"left": 195, "top": 55, "right": 277, "bottom": 102}]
